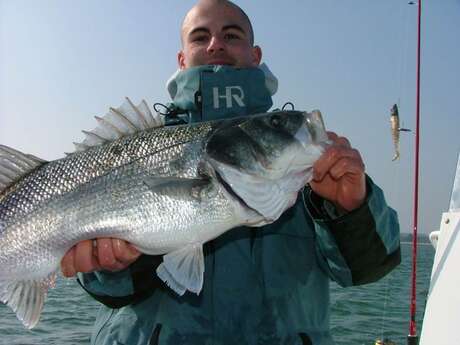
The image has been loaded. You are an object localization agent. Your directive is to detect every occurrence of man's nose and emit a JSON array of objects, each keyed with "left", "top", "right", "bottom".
[{"left": 207, "top": 36, "right": 225, "bottom": 53}]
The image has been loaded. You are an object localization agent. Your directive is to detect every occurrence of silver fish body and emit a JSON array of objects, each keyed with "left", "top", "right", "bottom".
[
  {"left": 390, "top": 104, "right": 400, "bottom": 161},
  {"left": 0, "top": 103, "right": 328, "bottom": 329}
]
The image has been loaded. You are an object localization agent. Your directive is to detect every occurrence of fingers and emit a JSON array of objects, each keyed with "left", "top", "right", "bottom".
[
  {"left": 60, "top": 238, "right": 141, "bottom": 278},
  {"left": 75, "top": 240, "right": 101, "bottom": 273},
  {"left": 97, "top": 238, "right": 140, "bottom": 271},
  {"left": 326, "top": 131, "right": 352, "bottom": 148},
  {"left": 61, "top": 246, "right": 76, "bottom": 277},
  {"left": 60, "top": 240, "right": 98, "bottom": 277},
  {"left": 327, "top": 155, "right": 365, "bottom": 181},
  {"left": 310, "top": 132, "right": 367, "bottom": 211},
  {"left": 112, "top": 239, "right": 142, "bottom": 264},
  {"left": 314, "top": 135, "right": 364, "bottom": 182},
  {"left": 326, "top": 131, "right": 339, "bottom": 143},
  {"left": 94, "top": 238, "right": 122, "bottom": 272}
]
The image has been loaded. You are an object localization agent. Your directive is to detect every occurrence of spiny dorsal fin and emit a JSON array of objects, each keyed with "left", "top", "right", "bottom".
[
  {"left": 74, "top": 97, "right": 165, "bottom": 152},
  {"left": 0, "top": 145, "right": 47, "bottom": 193}
]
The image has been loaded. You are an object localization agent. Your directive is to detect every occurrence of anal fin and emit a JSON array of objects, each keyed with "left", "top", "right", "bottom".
[{"left": 156, "top": 244, "right": 204, "bottom": 295}]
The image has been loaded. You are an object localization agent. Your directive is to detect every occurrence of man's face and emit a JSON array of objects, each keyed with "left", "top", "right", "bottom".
[{"left": 178, "top": 3, "right": 262, "bottom": 69}]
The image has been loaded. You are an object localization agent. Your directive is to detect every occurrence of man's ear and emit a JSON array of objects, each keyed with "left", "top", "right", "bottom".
[
  {"left": 252, "top": 46, "right": 262, "bottom": 66},
  {"left": 178, "top": 51, "right": 186, "bottom": 70}
]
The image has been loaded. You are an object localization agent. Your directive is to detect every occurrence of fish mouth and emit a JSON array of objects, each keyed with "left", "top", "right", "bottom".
[{"left": 303, "top": 110, "right": 329, "bottom": 145}]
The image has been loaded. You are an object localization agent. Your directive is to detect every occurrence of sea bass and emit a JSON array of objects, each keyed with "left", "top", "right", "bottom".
[
  {"left": 0, "top": 98, "right": 329, "bottom": 329},
  {"left": 390, "top": 103, "right": 411, "bottom": 161},
  {"left": 390, "top": 104, "right": 401, "bottom": 161}
]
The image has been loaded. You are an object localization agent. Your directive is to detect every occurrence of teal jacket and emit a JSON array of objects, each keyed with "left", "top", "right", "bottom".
[{"left": 78, "top": 65, "right": 401, "bottom": 345}]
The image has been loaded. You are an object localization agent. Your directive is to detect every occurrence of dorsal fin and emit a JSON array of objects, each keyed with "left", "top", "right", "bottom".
[
  {"left": 0, "top": 145, "right": 47, "bottom": 193},
  {"left": 74, "top": 97, "right": 165, "bottom": 152}
]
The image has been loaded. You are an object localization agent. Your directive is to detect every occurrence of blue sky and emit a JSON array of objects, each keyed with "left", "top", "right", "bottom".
[{"left": 1, "top": 0, "right": 459, "bottom": 235}]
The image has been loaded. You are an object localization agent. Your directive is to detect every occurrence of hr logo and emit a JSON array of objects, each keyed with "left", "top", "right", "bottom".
[{"left": 212, "top": 86, "right": 245, "bottom": 109}]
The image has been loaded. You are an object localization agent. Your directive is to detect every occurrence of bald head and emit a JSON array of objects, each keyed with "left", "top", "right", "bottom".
[
  {"left": 181, "top": 0, "right": 255, "bottom": 46},
  {"left": 177, "top": 0, "right": 262, "bottom": 69}
]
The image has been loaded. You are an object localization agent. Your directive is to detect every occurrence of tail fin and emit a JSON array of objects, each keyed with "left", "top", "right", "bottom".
[{"left": 0, "top": 274, "right": 56, "bottom": 329}]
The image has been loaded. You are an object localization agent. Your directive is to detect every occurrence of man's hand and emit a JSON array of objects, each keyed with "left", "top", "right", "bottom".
[
  {"left": 309, "top": 132, "right": 366, "bottom": 212},
  {"left": 60, "top": 238, "right": 141, "bottom": 277}
]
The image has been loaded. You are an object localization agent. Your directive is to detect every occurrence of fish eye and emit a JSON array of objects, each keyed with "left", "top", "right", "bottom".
[{"left": 269, "top": 114, "right": 286, "bottom": 128}]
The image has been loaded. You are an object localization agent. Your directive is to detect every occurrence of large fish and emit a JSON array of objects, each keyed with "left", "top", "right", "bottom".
[{"left": 0, "top": 98, "right": 329, "bottom": 329}]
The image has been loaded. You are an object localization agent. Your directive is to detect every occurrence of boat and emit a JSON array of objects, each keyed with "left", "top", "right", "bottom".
[{"left": 419, "top": 152, "right": 460, "bottom": 344}]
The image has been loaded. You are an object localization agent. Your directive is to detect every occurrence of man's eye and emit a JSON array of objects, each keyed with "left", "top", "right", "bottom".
[
  {"left": 192, "top": 35, "right": 208, "bottom": 42},
  {"left": 224, "top": 33, "right": 240, "bottom": 40}
]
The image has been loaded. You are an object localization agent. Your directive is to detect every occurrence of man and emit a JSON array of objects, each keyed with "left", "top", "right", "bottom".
[{"left": 61, "top": 1, "right": 400, "bottom": 344}]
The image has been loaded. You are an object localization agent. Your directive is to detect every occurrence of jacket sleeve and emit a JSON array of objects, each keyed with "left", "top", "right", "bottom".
[
  {"left": 77, "top": 254, "right": 164, "bottom": 308},
  {"left": 304, "top": 175, "right": 401, "bottom": 287}
]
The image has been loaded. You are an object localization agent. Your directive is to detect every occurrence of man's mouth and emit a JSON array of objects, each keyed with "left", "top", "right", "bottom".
[{"left": 207, "top": 60, "right": 234, "bottom": 66}]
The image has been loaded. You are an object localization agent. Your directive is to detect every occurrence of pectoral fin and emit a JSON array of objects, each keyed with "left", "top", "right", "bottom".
[{"left": 156, "top": 244, "right": 204, "bottom": 295}]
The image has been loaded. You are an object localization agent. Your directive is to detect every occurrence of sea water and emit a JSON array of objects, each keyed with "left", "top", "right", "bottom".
[
  {"left": 330, "top": 243, "right": 434, "bottom": 345},
  {"left": 0, "top": 243, "right": 434, "bottom": 345}
]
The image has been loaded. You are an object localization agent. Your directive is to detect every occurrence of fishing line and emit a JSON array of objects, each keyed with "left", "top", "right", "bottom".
[
  {"left": 376, "top": 3, "right": 410, "bottom": 343},
  {"left": 379, "top": 275, "right": 389, "bottom": 341},
  {"left": 376, "top": 139, "right": 402, "bottom": 345},
  {"left": 397, "top": 1, "right": 412, "bottom": 113},
  {"left": 396, "top": 0, "right": 404, "bottom": 106},
  {"left": 398, "top": 3, "right": 409, "bottom": 106}
]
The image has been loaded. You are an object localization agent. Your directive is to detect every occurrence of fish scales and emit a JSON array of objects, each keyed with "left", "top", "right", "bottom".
[
  {"left": 1, "top": 139, "right": 233, "bottom": 276},
  {"left": 0, "top": 122, "right": 213, "bottom": 228},
  {"left": 0, "top": 121, "right": 225, "bottom": 268}
]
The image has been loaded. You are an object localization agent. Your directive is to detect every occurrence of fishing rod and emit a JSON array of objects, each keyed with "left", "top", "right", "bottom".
[{"left": 407, "top": 0, "right": 422, "bottom": 344}]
